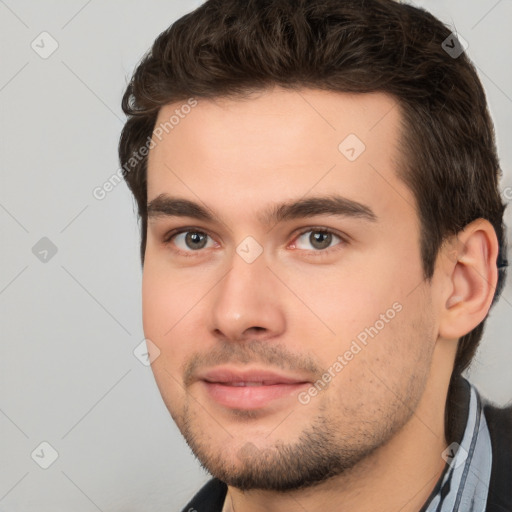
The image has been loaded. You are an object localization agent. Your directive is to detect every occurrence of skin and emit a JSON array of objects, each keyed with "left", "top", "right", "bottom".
[{"left": 142, "top": 88, "right": 498, "bottom": 512}]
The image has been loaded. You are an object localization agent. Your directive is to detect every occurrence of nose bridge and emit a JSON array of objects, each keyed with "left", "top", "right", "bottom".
[{"left": 209, "top": 242, "right": 285, "bottom": 340}]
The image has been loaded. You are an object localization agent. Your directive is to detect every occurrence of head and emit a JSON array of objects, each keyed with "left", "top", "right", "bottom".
[{"left": 119, "top": 0, "right": 507, "bottom": 491}]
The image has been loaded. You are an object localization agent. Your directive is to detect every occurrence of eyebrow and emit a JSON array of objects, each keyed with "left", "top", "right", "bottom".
[{"left": 147, "top": 193, "right": 377, "bottom": 226}]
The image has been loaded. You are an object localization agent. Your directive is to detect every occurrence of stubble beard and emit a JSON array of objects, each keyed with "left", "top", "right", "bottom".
[{"left": 177, "top": 395, "right": 417, "bottom": 492}]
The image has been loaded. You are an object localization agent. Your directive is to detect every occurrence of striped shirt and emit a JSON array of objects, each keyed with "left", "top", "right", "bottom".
[{"left": 422, "top": 378, "right": 492, "bottom": 511}]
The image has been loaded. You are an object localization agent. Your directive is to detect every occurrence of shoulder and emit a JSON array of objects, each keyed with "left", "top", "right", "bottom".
[{"left": 180, "top": 478, "right": 228, "bottom": 512}]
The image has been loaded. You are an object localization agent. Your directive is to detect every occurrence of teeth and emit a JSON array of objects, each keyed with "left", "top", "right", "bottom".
[{"left": 229, "top": 382, "right": 264, "bottom": 387}]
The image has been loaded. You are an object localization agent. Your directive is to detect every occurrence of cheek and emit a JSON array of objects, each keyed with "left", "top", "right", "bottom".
[
  {"left": 142, "top": 263, "right": 188, "bottom": 362},
  {"left": 346, "top": 295, "right": 435, "bottom": 387},
  {"left": 330, "top": 271, "right": 423, "bottom": 354},
  {"left": 142, "top": 266, "right": 169, "bottom": 341},
  {"left": 291, "top": 262, "right": 433, "bottom": 391},
  {"left": 142, "top": 260, "right": 214, "bottom": 377},
  {"left": 315, "top": 301, "right": 435, "bottom": 432},
  {"left": 277, "top": 263, "right": 400, "bottom": 359},
  {"left": 142, "top": 266, "right": 191, "bottom": 414},
  {"left": 142, "top": 254, "right": 199, "bottom": 334}
]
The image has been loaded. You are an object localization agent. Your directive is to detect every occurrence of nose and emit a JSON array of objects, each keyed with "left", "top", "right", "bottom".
[{"left": 208, "top": 246, "right": 286, "bottom": 343}]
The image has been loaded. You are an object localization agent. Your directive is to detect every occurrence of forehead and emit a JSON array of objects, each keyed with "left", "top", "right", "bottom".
[{"left": 146, "top": 88, "right": 415, "bottom": 226}]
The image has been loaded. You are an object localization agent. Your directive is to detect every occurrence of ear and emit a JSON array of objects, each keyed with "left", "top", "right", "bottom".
[{"left": 438, "top": 219, "right": 499, "bottom": 340}]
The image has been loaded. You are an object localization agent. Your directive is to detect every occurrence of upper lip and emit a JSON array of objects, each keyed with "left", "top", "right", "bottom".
[{"left": 198, "top": 367, "right": 311, "bottom": 385}]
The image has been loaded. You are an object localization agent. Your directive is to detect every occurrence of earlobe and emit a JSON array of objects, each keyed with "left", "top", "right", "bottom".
[{"left": 438, "top": 219, "right": 498, "bottom": 340}]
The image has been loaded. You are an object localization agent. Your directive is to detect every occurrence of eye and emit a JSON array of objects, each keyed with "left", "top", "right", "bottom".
[
  {"left": 165, "top": 229, "right": 217, "bottom": 253},
  {"left": 292, "top": 229, "right": 345, "bottom": 252}
]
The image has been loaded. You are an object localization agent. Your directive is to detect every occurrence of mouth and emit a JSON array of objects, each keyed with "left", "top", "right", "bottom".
[{"left": 197, "top": 367, "right": 312, "bottom": 410}]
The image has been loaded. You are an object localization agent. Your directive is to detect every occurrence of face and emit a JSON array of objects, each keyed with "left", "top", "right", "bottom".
[{"left": 143, "top": 88, "right": 438, "bottom": 490}]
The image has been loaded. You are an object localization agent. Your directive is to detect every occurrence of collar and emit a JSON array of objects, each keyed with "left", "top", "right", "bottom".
[{"left": 421, "top": 376, "right": 493, "bottom": 512}]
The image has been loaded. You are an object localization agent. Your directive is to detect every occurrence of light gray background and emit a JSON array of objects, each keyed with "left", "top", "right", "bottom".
[{"left": 1, "top": 1, "right": 511, "bottom": 511}]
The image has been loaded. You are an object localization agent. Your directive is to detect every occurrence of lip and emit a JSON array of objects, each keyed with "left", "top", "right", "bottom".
[{"left": 198, "top": 367, "right": 311, "bottom": 410}]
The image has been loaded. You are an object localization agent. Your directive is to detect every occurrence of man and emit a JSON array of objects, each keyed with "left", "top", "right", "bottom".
[{"left": 118, "top": 0, "right": 511, "bottom": 510}]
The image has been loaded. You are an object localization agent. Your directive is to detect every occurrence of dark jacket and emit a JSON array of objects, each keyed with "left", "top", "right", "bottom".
[{"left": 483, "top": 401, "right": 512, "bottom": 511}]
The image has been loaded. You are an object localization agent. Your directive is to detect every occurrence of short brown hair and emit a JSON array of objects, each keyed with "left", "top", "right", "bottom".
[{"left": 119, "top": 0, "right": 507, "bottom": 381}]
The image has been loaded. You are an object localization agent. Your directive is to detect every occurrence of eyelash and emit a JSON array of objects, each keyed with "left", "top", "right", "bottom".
[{"left": 162, "top": 226, "right": 348, "bottom": 258}]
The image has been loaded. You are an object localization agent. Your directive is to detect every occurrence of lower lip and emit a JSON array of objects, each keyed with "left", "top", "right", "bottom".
[{"left": 202, "top": 381, "right": 309, "bottom": 410}]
